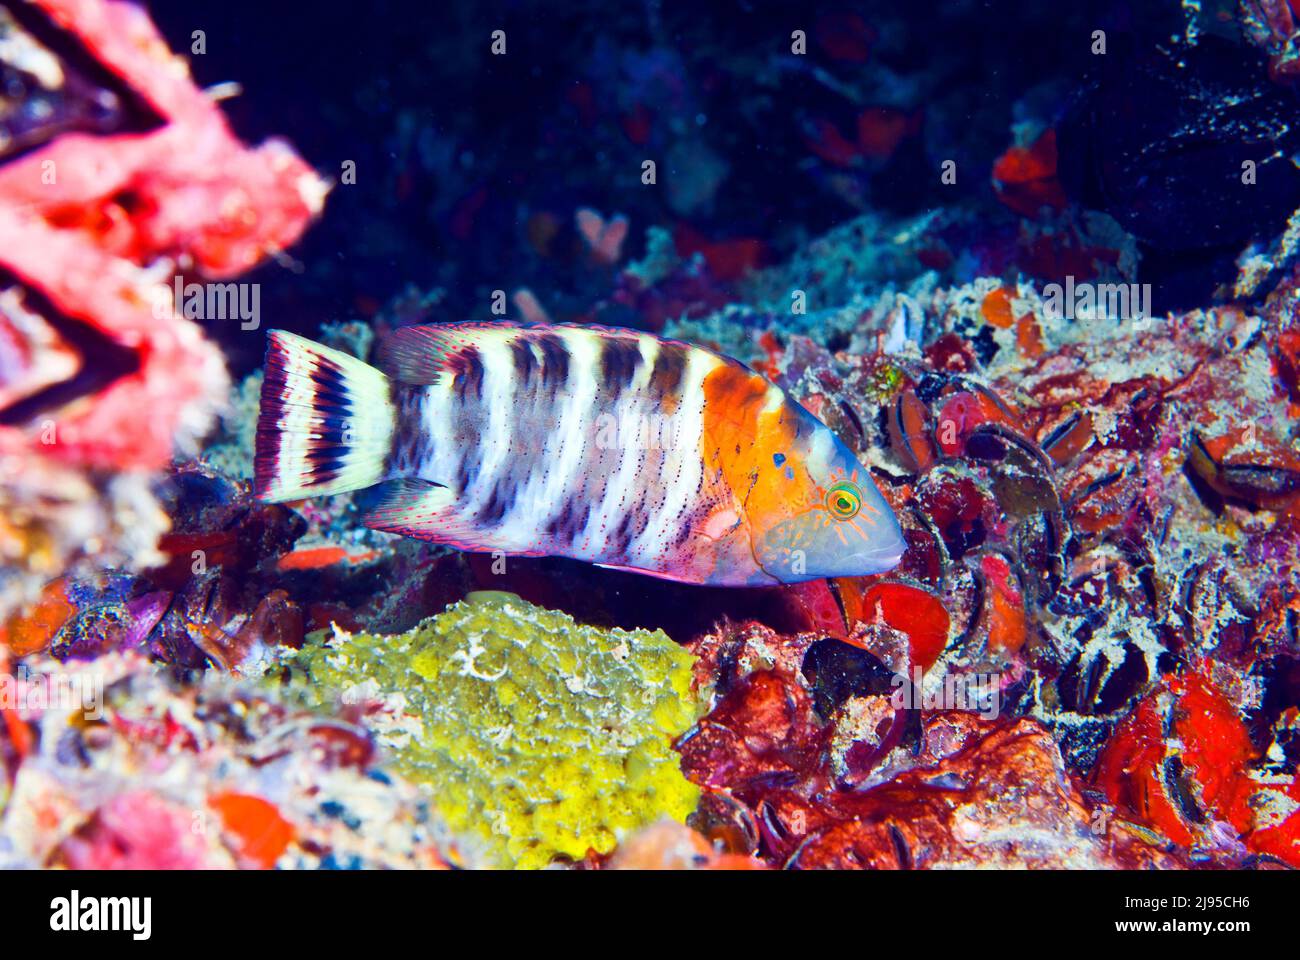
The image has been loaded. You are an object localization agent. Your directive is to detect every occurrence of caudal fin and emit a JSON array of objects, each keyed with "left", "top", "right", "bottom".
[{"left": 254, "top": 330, "right": 396, "bottom": 502}]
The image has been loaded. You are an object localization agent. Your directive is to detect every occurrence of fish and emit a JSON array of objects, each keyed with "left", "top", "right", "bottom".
[{"left": 253, "top": 322, "right": 906, "bottom": 586}]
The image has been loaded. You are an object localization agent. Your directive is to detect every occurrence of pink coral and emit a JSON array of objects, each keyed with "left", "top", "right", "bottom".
[
  {"left": 0, "top": 0, "right": 325, "bottom": 469},
  {"left": 0, "top": 0, "right": 325, "bottom": 620},
  {"left": 58, "top": 790, "right": 218, "bottom": 870}
]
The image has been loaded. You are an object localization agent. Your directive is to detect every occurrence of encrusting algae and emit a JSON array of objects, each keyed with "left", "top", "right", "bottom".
[{"left": 292, "top": 591, "right": 703, "bottom": 868}]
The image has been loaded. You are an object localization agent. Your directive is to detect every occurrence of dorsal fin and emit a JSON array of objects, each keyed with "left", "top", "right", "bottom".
[
  {"left": 376, "top": 322, "right": 508, "bottom": 385},
  {"left": 376, "top": 321, "right": 699, "bottom": 387}
]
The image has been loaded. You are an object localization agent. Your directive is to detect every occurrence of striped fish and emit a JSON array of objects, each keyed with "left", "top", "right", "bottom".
[{"left": 254, "top": 323, "right": 905, "bottom": 586}]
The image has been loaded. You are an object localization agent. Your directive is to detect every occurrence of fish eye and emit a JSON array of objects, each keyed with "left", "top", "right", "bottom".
[{"left": 824, "top": 481, "right": 862, "bottom": 521}]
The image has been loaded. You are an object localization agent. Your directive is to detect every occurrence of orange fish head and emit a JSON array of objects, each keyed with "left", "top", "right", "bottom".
[{"left": 748, "top": 431, "right": 905, "bottom": 583}]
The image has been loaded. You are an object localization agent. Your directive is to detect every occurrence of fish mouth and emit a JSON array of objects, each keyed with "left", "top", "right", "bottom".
[
  {"left": 820, "top": 539, "right": 901, "bottom": 576},
  {"left": 847, "top": 546, "right": 906, "bottom": 576},
  {"left": 754, "top": 541, "right": 907, "bottom": 582},
  {"left": 840, "top": 526, "right": 908, "bottom": 576}
]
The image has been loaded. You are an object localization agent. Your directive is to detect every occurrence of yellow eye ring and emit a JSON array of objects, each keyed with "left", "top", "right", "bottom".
[{"left": 825, "top": 481, "right": 862, "bottom": 521}]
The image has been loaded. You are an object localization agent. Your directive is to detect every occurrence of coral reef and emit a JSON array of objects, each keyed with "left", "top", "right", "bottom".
[
  {"left": 291, "top": 592, "right": 703, "bottom": 868},
  {"left": 0, "top": 651, "right": 458, "bottom": 868}
]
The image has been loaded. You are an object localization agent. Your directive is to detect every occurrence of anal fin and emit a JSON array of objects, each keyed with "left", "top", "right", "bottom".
[
  {"left": 593, "top": 561, "right": 701, "bottom": 584},
  {"left": 365, "top": 478, "right": 560, "bottom": 559}
]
